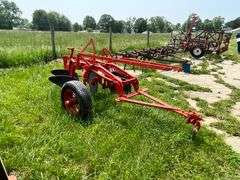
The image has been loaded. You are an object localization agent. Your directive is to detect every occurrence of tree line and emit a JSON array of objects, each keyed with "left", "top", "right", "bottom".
[{"left": 0, "top": 0, "right": 240, "bottom": 33}]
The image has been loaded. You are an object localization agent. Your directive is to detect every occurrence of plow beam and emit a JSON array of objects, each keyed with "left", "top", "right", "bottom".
[
  {"left": 77, "top": 52, "right": 183, "bottom": 72},
  {"left": 117, "top": 89, "right": 202, "bottom": 131},
  {"left": 112, "top": 56, "right": 182, "bottom": 72}
]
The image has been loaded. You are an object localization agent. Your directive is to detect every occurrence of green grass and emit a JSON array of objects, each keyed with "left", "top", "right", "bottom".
[
  {"left": 0, "top": 30, "right": 238, "bottom": 68},
  {"left": 0, "top": 30, "right": 169, "bottom": 68},
  {"left": 191, "top": 60, "right": 211, "bottom": 75},
  {"left": 223, "top": 35, "right": 240, "bottom": 63},
  {"left": 194, "top": 74, "right": 240, "bottom": 136},
  {"left": 1, "top": 62, "right": 240, "bottom": 179}
]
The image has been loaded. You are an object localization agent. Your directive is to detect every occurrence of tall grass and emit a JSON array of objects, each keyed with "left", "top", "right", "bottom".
[{"left": 0, "top": 30, "right": 170, "bottom": 68}]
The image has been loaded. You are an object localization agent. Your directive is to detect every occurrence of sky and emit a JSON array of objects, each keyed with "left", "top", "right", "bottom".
[{"left": 13, "top": 0, "right": 239, "bottom": 24}]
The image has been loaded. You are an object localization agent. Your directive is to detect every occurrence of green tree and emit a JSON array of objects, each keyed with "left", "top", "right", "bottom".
[
  {"left": 0, "top": 0, "right": 22, "bottom": 29},
  {"left": 17, "top": 18, "right": 29, "bottom": 28},
  {"left": 212, "top": 16, "right": 224, "bottom": 30},
  {"left": 32, "top": 10, "right": 72, "bottom": 31},
  {"left": 112, "top": 20, "right": 125, "bottom": 33},
  {"left": 203, "top": 19, "right": 214, "bottom": 31},
  {"left": 164, "top": 21, "right": 173, "bottom": 33},
  {"left": 174, "top": 23, "right": 181, "bottom": 31},
  {"left": 148, "top": 16, "right": 165, "bottom": 33},
  {"left": 57, "top": 15, "right": 71, "bottom": 31},
  {"left": 73, "top": 22, "right": 81, "bottom": 32},
  {"left": 125, "top": 17, "right": 136, "bottom": 33},
  {"left": 47, "top": 11, "right": 59, "bottom": 29},
  {"left": 182, "top": 13, "right": 203, "bottom": 32},
  {"left": 98, "top": 14, "right": 115, "bottom": 33},
  {"left": 134, "top": 18, "right": 147, "bottom": 33},
  {"left": 32, "top": 9, "right": 49, "bottom": 31},
  {"left": 83, "top": 16, "right": 96, "bottom": 30}
]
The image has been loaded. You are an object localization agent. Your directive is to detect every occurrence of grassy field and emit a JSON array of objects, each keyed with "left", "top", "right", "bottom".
[
  {"left": 0, "top": 62, "right": 240, "bottom": 179},
  {"left": 0, "top": 30, "right": 238, "bottom": 69},
  {"left": 0, "top": 30, "right": 169, "bottom": 68},
  {"left": 1, "top": 31, "right": 240, "bottom": 179}
]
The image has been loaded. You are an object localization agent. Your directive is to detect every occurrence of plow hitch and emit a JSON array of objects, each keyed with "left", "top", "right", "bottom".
[{"left": 117, "top": 89, "right": 202, "bottom": 133}]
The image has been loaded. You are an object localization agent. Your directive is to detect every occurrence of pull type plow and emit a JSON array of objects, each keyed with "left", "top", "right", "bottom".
[{"left": 49, "top": 39, "right": 202, "bottom": 135}]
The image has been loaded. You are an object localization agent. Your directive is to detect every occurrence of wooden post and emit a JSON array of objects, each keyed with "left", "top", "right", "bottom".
[
  {"left": 147, "top": 30, "right": 150, "bottom": 47},
  {"left": 50, "top": 25, "right": 57, "bottom": 59},
  {"left": 109, "top": 26, "right": 113, "bottom": 53}
]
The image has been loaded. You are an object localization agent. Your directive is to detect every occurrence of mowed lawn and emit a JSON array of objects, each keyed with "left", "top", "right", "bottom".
[{"left": 0, "top": 62, "right": 240, "bottom": 179}]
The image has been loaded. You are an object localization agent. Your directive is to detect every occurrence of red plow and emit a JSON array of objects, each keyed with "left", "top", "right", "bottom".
[{"left": 49, "top": 39, "right": 202, "bottom": 135}]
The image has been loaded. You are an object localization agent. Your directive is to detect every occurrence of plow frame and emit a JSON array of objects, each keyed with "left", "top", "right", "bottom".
[{"left": 50, "top": 39, "right": 203, "bottom": 133}]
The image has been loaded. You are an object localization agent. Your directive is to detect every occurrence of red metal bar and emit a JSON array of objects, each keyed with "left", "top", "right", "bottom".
[
  {"left": 78, "top": 52, "right": 182, "bottom": 72},
  {"left": 117, "top": 90, "right": 202, "bottom": 129}
]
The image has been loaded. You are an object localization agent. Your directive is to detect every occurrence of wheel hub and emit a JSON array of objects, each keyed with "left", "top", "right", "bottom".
[
  {"left": 63, "top": 89, "right": 80, "bottom": 115},
  {"left": 193, "top": 48, "right": 202, "bottom": 56}
]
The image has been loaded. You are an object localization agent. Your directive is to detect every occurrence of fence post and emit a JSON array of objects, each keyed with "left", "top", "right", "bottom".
[
  {"left": 50, "top": 25, "right": 57, "bottom": 59},
  {"left": 109, "top": 26, "right": 113, "bottom": 52},
  {"left": 147, "top": 30, "right": 150, "bottom": 47}
]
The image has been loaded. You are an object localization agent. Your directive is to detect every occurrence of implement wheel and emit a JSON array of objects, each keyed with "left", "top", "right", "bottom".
[
  {"left": 61, "top": 81, "right": 92, "bottom": 120},
  {"left": 190, "top": 46, "right": 205, "bottom": 59}
]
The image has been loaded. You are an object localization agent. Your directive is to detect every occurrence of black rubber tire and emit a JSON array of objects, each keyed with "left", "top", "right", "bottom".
[
  {"left": 190, "top": 46, "right": 205, "bottom": 59},
  {"left": 61, "top": 81, "right": 92, "bottom": 120}
]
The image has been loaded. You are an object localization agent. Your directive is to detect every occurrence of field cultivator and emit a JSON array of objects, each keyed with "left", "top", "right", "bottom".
[
  {"left": 118, "top": 15, "right": 232, "bottom": 60},
  {"left": 49, "top": 39, "right": 203, "bottom": 134}
]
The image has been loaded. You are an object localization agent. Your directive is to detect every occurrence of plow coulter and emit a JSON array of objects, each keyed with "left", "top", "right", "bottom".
[
  {"left": 49, "top": 39, "right": 202, "bottom": 135},
  {"left": 118, "top": 15, "right": 232, "bottom": 61}
]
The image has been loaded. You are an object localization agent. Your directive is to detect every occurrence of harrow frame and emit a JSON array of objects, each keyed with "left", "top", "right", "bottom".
[{"left": 118, "top": 15, "right": 232, "bottom": 60}]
